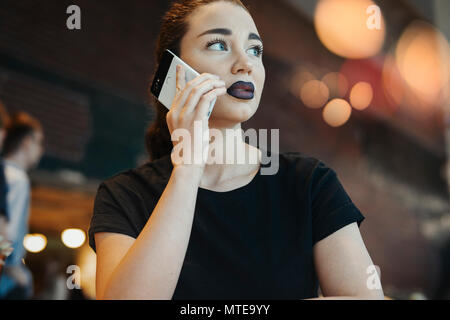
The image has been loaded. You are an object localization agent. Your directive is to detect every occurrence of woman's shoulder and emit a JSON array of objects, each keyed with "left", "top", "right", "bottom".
[
  {"left": 278, "top": 151, "right": 325, "bottom": 174},
  {"left": 279, "top": 151, "right": 318, "bottom": 165},
  {"left": 274, "top": 151, "right": 338, "bottom": 189}
]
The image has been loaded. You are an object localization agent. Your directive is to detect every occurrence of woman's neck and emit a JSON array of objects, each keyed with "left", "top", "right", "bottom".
[{"left": 200, "top": 122, "right": 261, "bottom": 189}]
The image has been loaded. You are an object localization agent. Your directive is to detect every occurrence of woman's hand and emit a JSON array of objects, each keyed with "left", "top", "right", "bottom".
[{"left": 166, "top": 64, "right": 226, "bottom": 171}]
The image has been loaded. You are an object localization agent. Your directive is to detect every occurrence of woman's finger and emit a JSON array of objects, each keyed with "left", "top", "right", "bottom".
[
  {"left": 182, "top": 79, "right": 225, "bottom": 115},
  {"left": 176, "top": 64, "right": 185, "bottom": 94},
  {"left": 170, "top": 65, "right": 186, "bottom": 116},
  {"left": 194, "top": 86, "right": 227, "bottom": 120},
  {"left": 173, "top": 72, "right": 220, "bottom": 113}
]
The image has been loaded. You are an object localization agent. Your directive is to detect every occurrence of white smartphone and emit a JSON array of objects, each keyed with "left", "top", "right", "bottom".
[{"left": 150, "top": 49, "right": 216, "bottom": 119}]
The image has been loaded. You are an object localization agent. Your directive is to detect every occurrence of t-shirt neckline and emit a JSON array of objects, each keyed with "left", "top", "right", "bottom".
[
  {"left": 158, "top": 149, "right": 273, "bottom": 195},
  {"left": 197, "top": 148, "right": 273, "bottom": 195},
  {"left": 197, "top": 161, "right": 262, "bottom": 195}
]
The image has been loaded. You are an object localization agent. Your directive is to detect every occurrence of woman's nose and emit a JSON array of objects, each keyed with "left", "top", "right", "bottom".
[{"left": 231, "top": 51, "right": 253, "bottom": 75}]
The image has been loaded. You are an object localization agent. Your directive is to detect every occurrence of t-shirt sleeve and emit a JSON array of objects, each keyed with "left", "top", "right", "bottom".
[
  {"left": 309, "top": 160, "right": 365, "bottom": 245},
  {"left": 88, "top": 182, "right": 138, "bottom": 253}
]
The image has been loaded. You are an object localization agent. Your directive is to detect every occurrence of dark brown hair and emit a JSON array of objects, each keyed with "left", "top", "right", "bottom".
[
  {"left": 145, "top": 0, "right": 249, "bottom": 161},
  {"left": 1, "top": 111, "right": 43, "bottom": 157}
]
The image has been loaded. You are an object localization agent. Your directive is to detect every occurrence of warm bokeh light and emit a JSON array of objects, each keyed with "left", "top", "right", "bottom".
[
  {"left": 382, "top": 54, "right": 405, "bottom": 109},
  {"left": 395, "top": 20, "right": 450, "bottom": 106},
  {"left": 322, "top": 72, "right": 349, "bottom": 98},
  {"left": 300, "top": 80, "right": 330, "bottom": 109},
  {"left": 290, "top": 69, "right": 316, "bottom": 99},
  {"left": 23, "top": 234, "right": 47, "bottom": 253},
  {"left": 322, "top": 99, "right": 352, "bottom": 127},
  {"left": 339, "top": 57, "right": 399, "bottom": 115},
  {"left": 350, "top": 81, "right": 373, "bottom": 110},
  {"left": 314, "top": 0, "right": 386, "bottom": 59},
  {"left": 61, "top": 228, "right": 86, "bottom": 249}
]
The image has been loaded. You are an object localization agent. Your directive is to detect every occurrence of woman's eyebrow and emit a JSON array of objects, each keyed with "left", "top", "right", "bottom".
[{"left": 197, "top": 28, "right": 263, "bottom": 43}]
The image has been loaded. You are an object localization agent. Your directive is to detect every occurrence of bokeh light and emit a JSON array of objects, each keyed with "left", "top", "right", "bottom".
[
  {"left": 290, "top": 68, "right": 316, "bottom": 99},
  {"left": 300, "top": 80, "right": 330, "bottom": 109},
  {"left": 322, "top": 98, "right": 352, "bottom": 127},
  {"left": 61, "top": 228, "right": 86, "bottom": 249},
  {"left": 395, "top": 20, "right": 450, "bottom": 107},
  {"left": 322, "top": 72, "right": 349, "bottom": 98},
  {"left": 314, "top": 0, "right": 386, "bottom": 59},
  {"left": 382, "top": 53, "right": 405, "bottom": 109},
  {"left": 350, "top": 81, "right": 374, "bottom": 110},
  {"left": 23, "top": 234, "right": 47, "bottom": 253}
]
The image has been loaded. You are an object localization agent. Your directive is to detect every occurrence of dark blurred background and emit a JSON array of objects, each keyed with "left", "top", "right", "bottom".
[{"left": 0, "top": 0, "right": 449, "bottom": 299}]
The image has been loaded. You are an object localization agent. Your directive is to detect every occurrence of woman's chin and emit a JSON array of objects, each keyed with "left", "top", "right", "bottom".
[{"left": 211, "top": 103, "right": 256, "bottom": 124}]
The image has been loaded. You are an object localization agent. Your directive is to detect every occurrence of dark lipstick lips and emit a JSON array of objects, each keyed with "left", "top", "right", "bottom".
[{"left": 227, "top": 81, "right": 255, "bottom": 100}]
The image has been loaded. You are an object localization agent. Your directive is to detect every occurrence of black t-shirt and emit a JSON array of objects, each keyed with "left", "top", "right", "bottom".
[{"left": 88, "top": 151, "right": 365, "bottom": 299}]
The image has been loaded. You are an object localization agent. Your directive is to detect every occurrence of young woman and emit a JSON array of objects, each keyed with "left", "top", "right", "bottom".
[{"left": 89, "top": 0, "right": 384, "bottom": 300}]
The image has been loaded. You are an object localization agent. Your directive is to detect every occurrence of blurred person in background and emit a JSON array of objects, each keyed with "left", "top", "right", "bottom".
[
  {"left": 0, "top": 112, "right": 44, "bottom": 299},
  {"left": 0, "top": 101, "right": 12, "bottom": 278}
]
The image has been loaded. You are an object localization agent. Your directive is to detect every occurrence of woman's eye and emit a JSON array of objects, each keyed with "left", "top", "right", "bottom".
[
  {"left": 211, "top": 43, "right": 225, "bottom": 50},
  {"left": 206, "top": 39, "right": 263, "bottom": 57},
  {"left": 207, "top": 39, "right": 227, "bottom": 51},
  {"left": 248, "top": 46, "right": 263, "bottom": 57}
]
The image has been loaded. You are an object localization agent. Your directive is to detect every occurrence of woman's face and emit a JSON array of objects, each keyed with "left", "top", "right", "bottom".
[{"left": 180, "top": 1, "right": 265, "bottom": 125}]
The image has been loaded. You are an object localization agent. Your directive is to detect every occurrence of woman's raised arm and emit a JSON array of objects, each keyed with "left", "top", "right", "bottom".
[{"left": 94, "top": 66, "right": 226, "bottom": 300}]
